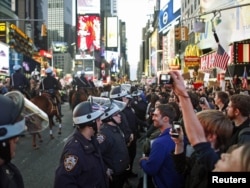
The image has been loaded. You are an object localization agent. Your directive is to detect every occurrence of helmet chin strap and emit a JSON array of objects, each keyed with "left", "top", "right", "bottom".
[{"left": 0, "top": 140, "right": 11, "bottom": 163}]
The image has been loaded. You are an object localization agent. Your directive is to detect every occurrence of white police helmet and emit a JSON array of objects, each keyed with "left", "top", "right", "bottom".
[
  {"left": 81, "top": 70, "right": 85, "bottom": 75},
  {"left": 0, "top": 91, "right": 49, "bottom": 141},
  {"left": 73, "top": 101, "right": 104, "bottom": 126},
  {"left": 31, "top": 70, "right": 40, "bottom": 76},
  {"left": 109, "top": 85, "right": 128, "bottom": 99},
  {"left": 45, "top": 67, "right": 53, "bottom": 74},
  {"left": 87, "top": 96, "right": 126, "bottom": 121},
  {"left": 13, "top": 64, "right": 22, "bottom": 71}
]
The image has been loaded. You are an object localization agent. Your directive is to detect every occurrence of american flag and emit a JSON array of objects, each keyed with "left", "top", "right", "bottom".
[
  {"left": 242, "top": 66, "right": 248, "bottom": 90},
  {"left": 213, "top": 44, "right": 230, "bottom": 70}
]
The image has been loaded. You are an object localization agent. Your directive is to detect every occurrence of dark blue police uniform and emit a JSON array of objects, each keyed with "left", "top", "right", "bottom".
[
  {"left": 10, "top": 72, "right": 30, "bottom": 91},
  {"left": 97, "top": 123, "right": 130, "bottom": 188},
  {"left": 0, "top": 163, "right": 24, "bottom": 188},
  {"left": 54, "top": 130, "right": 108, "bottom": 188}
]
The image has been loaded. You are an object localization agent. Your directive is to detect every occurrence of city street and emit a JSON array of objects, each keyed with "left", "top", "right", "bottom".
[{"left": 12, "top": 102, "right": 143, "bottom": 188}]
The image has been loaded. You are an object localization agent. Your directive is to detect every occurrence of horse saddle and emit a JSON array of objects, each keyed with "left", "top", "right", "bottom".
[{"left": 42, "top": 92, "right": 57, "bottom": 105}]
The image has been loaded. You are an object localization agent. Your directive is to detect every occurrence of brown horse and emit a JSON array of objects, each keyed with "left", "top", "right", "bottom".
[
  {"left": 69, "top": 88, "right": 89, "bottom": 111},
  {"left": 30, "top": 92, "right": 62, "bottom": 140},
  {"left": 69, "top": 85, "right": 112, "bottom": 110}
]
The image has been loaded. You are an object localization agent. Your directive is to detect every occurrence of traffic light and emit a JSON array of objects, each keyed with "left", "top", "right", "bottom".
[
  {"left": 175, "top": 27, "right": 189, "bottom": 41},
  {"left": 41, "top": 24, "right": 47, "bottom": 37}
]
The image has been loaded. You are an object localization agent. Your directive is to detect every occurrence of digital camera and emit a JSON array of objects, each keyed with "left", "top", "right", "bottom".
[
  {"left": 171, "top": 122, "right": 181, "bottom": 138},
  {"left": 159, "top": 73, "right": 173, "bottom": 85}
]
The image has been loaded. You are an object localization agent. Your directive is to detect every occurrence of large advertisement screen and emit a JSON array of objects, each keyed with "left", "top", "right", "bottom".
[
  {"left": 0, "top": 42, "right": 9, "bottom": 76},
  {"left": 77, "top": 15, "right": 101, "bottom": 53},
  {"left": 77, "top": 0, "right": 100, "bottom": 15},
  {"left": 106, "top": 17, "right": 118, "bottom": 48}
]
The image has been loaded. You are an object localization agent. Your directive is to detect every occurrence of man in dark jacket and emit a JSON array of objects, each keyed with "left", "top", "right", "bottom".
[{"left": 10, "top": 64, "right": 30, "bottom": 98}]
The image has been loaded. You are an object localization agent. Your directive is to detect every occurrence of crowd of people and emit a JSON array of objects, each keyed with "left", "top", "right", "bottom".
[{"left": 1, "top": 66, "right": 250, "bottom": 188}]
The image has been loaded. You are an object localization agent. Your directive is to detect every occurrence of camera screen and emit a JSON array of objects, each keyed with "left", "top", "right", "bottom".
[
  {"left": 159, "top": 74, "right": 173, "bottom": 85},
  {"left": 161, "top": 74, "right": 170, "bottom": 80}
]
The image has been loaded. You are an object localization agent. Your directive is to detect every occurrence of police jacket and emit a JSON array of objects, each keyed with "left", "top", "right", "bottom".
[
  {"left": 97, "top": 123, "right": 130, "bottom": 175},
  {"left": 123, "top": 106, "right": 148, "bottom": 136},
  {"left": 54, "top": 130, "right": 108, "bottom": 188},
  {"left": 0, "top": 163, "right": 24, "bottom": 188},
  {"left": 10, "top": 72, "right": 29, "bottom": 90},
  {"left": 40, "top": 75, "right": 61, "bottom": 92},
  {"left": 76, "top": 76, "right": 90, "bottom": 88}
]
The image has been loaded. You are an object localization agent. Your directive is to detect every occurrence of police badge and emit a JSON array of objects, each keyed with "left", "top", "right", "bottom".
[{"left": 64, "top": 155, "right": 78, "bottom": 171}]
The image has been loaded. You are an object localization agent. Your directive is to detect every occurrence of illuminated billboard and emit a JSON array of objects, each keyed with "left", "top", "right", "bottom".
[
  {"left": 0, "top": 41, "right": 9, "bottom": 75},
  {"left": 77, "top": 15, "right": 101, "bottom": 53},
  {"left": 77, "top": 0, "right": 100, "bottom": 15},
  {"left": 106, "top": 17, "right": 118, "bottom": 48}
]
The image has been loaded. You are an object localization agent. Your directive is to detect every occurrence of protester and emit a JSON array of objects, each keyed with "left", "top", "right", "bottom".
[
  {"left": 171, "top": 110, "right": 233, "bottom": 188},
  {"left": 214, "top": 91, "right": 229, "bottom": 114},
  {"left": 168, "top": 70, "right": 235, "bottom": 187},
  {"left": 96, "top": 99, "right": 130, "bottom": 188},
  {"left": 139, "top": 104, "right": 185, "bottom": 188},
  {"left": 213, "top": 142, "right": 250, "bottom": 172},
  {"left": 54, "top": 101, "right": 108, "bottom": 188},
  {"left": 224, "top": 93, "right": 250, "bottom": 151}
]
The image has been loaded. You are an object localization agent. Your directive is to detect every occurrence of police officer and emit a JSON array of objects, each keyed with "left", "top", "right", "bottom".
[
  {"left": 30, "top": 69, "right": 40, "bottom": 97},
  {"left": 109, "top": 85, "right": 132, "bottom": 144},
  {"left": 10, "top": 64, "right": 30, "bottom": 99},
  {"left": 54, "top": 101, "right": 109, "bottom": 188},
  {"left": 0, "top": 91, "right": 48, "bottom": 188},
  {"left": 122, "top": 93, "right": 148, "bottom": 178},
  {"left": 96, "top": 98, "right": 130, "bottom": 188},
  {"left": 40, "top": 67, "right": 62, "bottom": 116},
  {"left": 75, "top": 70, "right": 91, "bottom": 89}
]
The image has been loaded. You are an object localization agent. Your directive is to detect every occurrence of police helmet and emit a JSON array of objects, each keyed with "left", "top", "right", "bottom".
[
  {"left": 0, "top": 91, "right": 25, "bottom": 141},
  {"left": 125, "top": 94, "right": 133, "bottom": 99},
  {"left": 31, "top": 70, "right": 40, "bottom": 76},
  {"left": 13, "top": 64, "right": 22, "bottom": 71},
  {"left": 73, "top": 101, "right": 104, "bottom": 126},
  {"left": 100, "top": 91, "right": 109, "bottom": 98},
  {"left": 132, "top": 89, "right": 143, "bottom": 97},
  {"left": 1, "top": 91, "right": 49, "bottom": 140},
  {"left": 45, "top": 67, "right": 53, "bottom": 74},
  {"left": 109, "top": 85, "right": 128, "bottom": 99}
]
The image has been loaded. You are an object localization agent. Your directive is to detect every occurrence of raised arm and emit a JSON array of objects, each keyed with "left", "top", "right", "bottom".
[{"left": 169, "top": 71, "right": 207, "bottom": 146}]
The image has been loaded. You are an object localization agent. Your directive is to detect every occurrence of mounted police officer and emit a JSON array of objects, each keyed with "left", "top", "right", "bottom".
[
  {"left": 40, "top": 67, "right": 62, "bottom": 116},
  {"left": 10, "top": 64, "right": 30, "bottom": 99},
  {"left": 54, "top": 100, "right": 109, "bottom": 188},
  {"left": 75, "top": 70, "right": 91, "bottom": 89}
]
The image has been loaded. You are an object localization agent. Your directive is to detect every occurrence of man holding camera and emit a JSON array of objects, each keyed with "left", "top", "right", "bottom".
[{"left": 139, "top": 104, "right": 185, "bottom": 188}]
